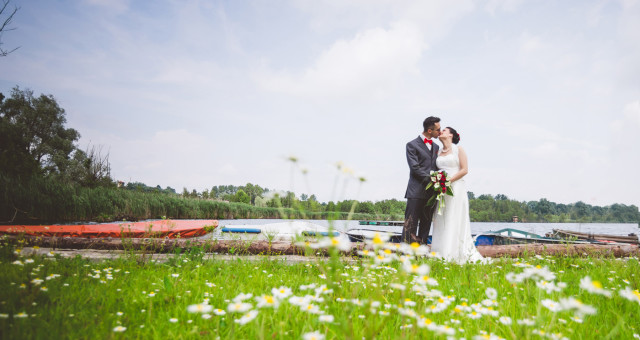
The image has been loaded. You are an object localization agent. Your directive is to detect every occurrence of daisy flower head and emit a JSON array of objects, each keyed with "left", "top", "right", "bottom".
[
  {"left": 541, "top": 299, "right": 563, "bottom": 312},
  {"left": 255, "top": 295, "right": 279, "bottom": 309},
  {"left": 536, "top": 280, "right": 567, "bottom": 294},
  {"left": 366, "top": 232, "right": 391, "bottom": 247},
  {"left": 579, "top": 276, "right": 612, "bottom": 297},
  {"left": 302, "top": 331, "right": 325, "bottom": 340},
  {"left": 272, "top": 286, "right": 293, "bottom": 299},
  {"left": 315, "top": 284, "right": 333, "bottom": 295},
  {"left": 232, "top": 292, "right": 253, "bottom": 302},
  {"left": 234, "top": 310, "right": 259, "bottom": 325},
  {"left": 415, "top": 275, "right": 438, "bottom": 286},
  {"left": 417, "top": 317, "right": 433, "bottom": 328},
  {"left": 300, "top": 303, "right": 323, "bottom": 314},
  {"left": 187, "top": 303, "right": 213, "bottom": 314},
  {"left": 402, "top": 261, "right": 430, "bottom": 276},
  {"left": 329, "top": 236, "right": 352, "bottom": 251},
  {"left": 558, "top": 297, "right": 596, "bottom": 316},
  {"left": 389, "top": 283, "right": 406, "bottom": 291},
  {"left": 499, "top": 316, "right": 512, "bottom": 325},
  {"left": 485, "top": 287, "right": 498, "bottom": 300},
  {"left": 319, "top": 314, "right": 334, "bottom": 323},
  {"left": 113, "top": 326, "right": 126, "bottom": 332},
  {"left": 619, "top": 287, "right": 640, "bottom": 304},
  {"left": 228, "top": 302, "right": 253, "bottom": 313}
]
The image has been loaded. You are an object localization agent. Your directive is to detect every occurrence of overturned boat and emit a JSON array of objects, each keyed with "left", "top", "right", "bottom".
[
  {"left": 547, "top": 229, "right": 639, "bottom": 245},
  {"left": 0, "top": 219, "right": 217, "bottom": 239}
]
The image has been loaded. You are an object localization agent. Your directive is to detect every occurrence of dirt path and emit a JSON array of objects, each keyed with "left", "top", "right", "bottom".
[{"left": 18, "top": 247, "right": 349, "bottom": 264}]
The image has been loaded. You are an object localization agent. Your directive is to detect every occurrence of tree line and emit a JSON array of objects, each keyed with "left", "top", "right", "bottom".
[{"left": 1, "top": 86, "right": 639, "bottom": 225}]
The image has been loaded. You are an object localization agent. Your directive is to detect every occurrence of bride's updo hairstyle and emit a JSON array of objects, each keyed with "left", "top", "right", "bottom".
[{"left": 447, "top": 127, "right": 461, "bottom": 144}]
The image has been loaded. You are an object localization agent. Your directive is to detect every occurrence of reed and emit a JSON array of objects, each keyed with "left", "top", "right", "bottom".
[{"left": 0, "top": 176, "right": 393, "bottom": 224}]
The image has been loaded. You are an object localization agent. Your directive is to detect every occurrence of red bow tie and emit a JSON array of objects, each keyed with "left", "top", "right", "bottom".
[{"left": 424, "top": 138, "right": 432, "bottom": 145}]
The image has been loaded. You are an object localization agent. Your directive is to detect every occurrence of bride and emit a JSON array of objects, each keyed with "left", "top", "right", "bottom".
[{"left": 430, "top": 127, "right": 487, "bottom": 264}]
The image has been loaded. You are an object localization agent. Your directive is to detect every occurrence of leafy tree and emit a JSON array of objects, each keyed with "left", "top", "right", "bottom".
[
  {"left": 62, "top": 144, "right": 113, "bottom": 187},
  {"left": 495, "top": 194, "right": 508, "bottom": 201},
  {"left": 0, "top": 87, "right": 80, "bottom": 177},
  {"left": 234, "top": 190, "right": 250, "bottom": 204},
  {"left": 355, "top": 201, "right": 375, "bottom": 214}
]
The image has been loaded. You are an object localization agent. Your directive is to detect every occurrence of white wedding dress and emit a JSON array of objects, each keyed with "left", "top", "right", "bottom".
[{"left": 430, "top": 144, "right": 487, "bottom": 264}]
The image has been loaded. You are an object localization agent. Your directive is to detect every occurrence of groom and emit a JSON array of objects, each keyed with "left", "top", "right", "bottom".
[{"left": 402, "top": 116, "right": 441, "bottom": 244}]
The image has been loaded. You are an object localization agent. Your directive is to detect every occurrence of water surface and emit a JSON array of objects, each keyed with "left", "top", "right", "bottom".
[{"left": 218, "top": 219, "right": 639, "bottom": 237}]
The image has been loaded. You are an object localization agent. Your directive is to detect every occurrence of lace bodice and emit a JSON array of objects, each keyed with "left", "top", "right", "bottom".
[{"left": 436, "top": 144, "right": 460, "bottom": 178}]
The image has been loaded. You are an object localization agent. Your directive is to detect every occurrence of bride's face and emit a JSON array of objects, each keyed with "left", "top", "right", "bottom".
[{"left": 439, "top": 128, "right": 452, "bottom": 141}]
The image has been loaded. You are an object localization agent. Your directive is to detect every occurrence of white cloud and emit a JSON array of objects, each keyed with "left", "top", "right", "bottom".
[
  {"left": 519, "top": 32, "right": 544, "bottom": 54},
  {"left": 624, "top": 100, "right": 640, "bottom": 126},
  {"left": 257, "top": 22, "right": 425, "bottom": 98},
  {"left": 611, "top": 100, "right": 640, "bottom": 146},
  {"left": 86, "top": 129, "right": 219, "bottom": 190}
]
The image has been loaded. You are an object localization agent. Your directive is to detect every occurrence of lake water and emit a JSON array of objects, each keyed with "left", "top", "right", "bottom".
[{"left": 218, "top": 219, "right": 639, "bottom": 237}]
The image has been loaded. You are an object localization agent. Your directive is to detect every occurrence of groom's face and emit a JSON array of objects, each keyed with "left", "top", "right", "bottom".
[{"left": 427, "top": 123, "right": 441, "bottom": 138}]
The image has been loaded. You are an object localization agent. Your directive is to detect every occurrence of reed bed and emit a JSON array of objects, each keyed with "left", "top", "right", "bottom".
[{"left": 1, "top": 176, "right": 391, "bottom": 223}]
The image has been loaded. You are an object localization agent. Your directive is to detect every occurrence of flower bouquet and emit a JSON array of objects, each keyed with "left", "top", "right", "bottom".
[{"left": 425, "top": 170, "right": 454, "bottom": 215}]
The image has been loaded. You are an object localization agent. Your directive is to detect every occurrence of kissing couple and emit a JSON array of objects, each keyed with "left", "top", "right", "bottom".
[{"left": 403, "top": 116, "right": 486, "bottom": 264}]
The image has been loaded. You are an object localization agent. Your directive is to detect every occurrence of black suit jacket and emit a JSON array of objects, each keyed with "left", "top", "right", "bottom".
[{"left": 404, "top": 136, "right": 439, "bottom": 199}]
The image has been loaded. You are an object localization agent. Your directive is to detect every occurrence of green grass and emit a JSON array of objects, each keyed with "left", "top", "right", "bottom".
[{"left": 1, "top": 238, "right": 639, "bottom": 339}]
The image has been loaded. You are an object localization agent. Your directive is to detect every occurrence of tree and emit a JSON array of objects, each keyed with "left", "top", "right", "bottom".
[
  {"left": 495, "top": 194, "right": 508, "bottom": 201},
  {"left": 62, "top": 144, "right": 113, "bottom": 187},
  {"left": 1, "top": 87, "right": 80, "bottom": 179},
  {"left": 234, "top": 189, "right": 250, "bottom": 204},
  {"left": 1, "top": 0, "right": 19, "bottom": 57}
]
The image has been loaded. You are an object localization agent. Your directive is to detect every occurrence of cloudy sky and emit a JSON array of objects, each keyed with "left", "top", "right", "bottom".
[{"left": 1, "top": 0, "right": 639, "bottom": 206}]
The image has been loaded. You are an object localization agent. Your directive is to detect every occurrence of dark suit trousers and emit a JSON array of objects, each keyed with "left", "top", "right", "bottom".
[{"left": 403, "top": 198, "right": 436, "bottom": 244}]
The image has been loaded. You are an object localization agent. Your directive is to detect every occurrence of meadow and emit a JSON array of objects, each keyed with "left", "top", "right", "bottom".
[{"left": 1, "top": 234, "right": 640, "bottom": 340}]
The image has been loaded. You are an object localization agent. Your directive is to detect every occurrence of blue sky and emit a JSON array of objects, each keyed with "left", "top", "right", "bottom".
[{"left": 1, "top": 0, "right": 639, "bottom": 206}]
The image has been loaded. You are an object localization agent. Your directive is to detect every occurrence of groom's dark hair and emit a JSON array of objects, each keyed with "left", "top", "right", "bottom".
[{"left": 423, "top": 116, "right": 440, "bottom": 132}]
